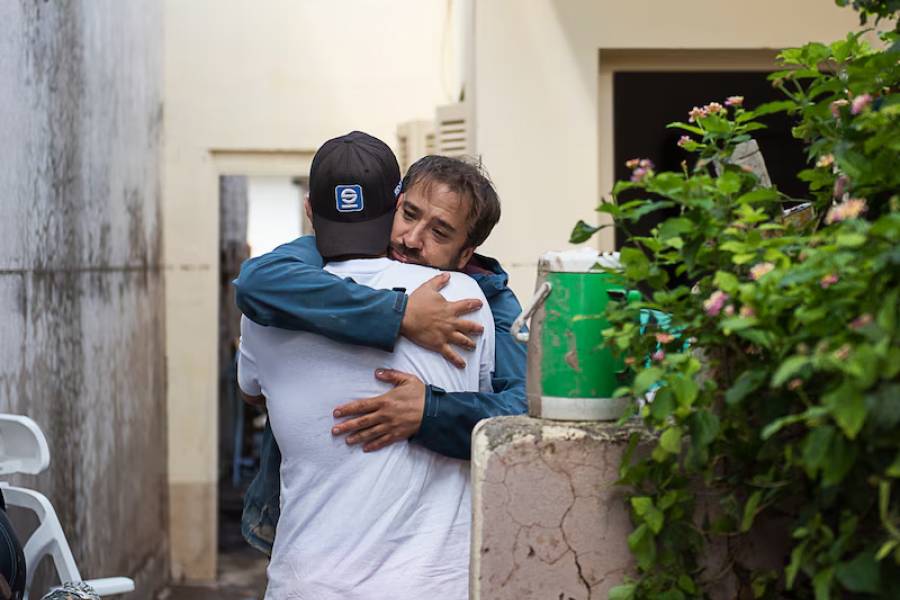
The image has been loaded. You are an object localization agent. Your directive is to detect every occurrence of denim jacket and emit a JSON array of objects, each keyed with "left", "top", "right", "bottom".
[{"left": 233, "top": 235, "right": 527, "bottom": 556}]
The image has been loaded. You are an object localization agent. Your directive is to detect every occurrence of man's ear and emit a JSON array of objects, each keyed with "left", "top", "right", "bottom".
[
  {"left": 304, "top": 196, "right": 313, "bottom": 225},
  {"left": 455, "top": 245, "right": 476, "bottom": 270}
]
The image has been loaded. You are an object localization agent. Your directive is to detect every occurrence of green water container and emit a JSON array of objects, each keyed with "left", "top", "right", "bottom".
[{"left": 511, "top": 250, "right": 633, "bottom": 421}]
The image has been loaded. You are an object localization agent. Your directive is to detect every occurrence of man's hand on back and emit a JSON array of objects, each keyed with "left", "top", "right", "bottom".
[
  {"left": 331, "top": 369, "right": 426, "bottom": 452},
  {"left": 401, "top": 273, "right": 484, "bottom": 369}
]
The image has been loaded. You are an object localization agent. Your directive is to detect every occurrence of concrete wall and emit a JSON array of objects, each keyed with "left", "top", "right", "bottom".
[
  {"left": 473, "top": 0, "right": 860, "bottom": 301},
  {"left": 163, "top": 0, "right": 459, "bottom": 580},
  {"left": 0, "top": 1, "right": 166, "bottom": 597},
  {"left": 471, "top": 417, "right": 790, "bottom": 598}
]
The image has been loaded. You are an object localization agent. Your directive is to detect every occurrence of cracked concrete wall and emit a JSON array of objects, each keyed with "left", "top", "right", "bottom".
[
  {"left": 0, "top": 1, "right": 167, "bottom": 598},
  {"left": 471, "top": 416, "right": 649, "bottom": 599},
  {"left": 472, "top": 416, "right": 791, "bottom": 599}
]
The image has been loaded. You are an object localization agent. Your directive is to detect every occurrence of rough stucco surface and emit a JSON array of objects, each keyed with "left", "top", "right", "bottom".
[
  {"left": 0, "top": 1, "right": 167, "bottom": 597},
  {"left": 471, "top": 416, "right": 651, "bottom": 599}
]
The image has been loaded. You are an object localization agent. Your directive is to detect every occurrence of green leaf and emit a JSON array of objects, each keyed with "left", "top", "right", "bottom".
[
  {"left": 719, "top": 316, "right": 757, "bottom": 332},
  {"left": 749, "top": 100, "right": 794, "bottom": 118},
  {"left": 771, "top": 356, "right": 810, "bottom": 387},
  {"left": 887, "top": 451, "right": 900, "bottom": 478},
  {"left": 627, "top": 523, "right": 656, "bottom": 570},
  {"left": 608, "top": 584, "right": 636, "bottom": 600},
  {"left": 666, "top": 121, "right": 705, "bottom": 135},
  {"left": 621, "top": 247, "right": 650, "bottom": 280},
  {"left": 813, "top": 567, "right": 834, "bottom": 600},
  {"left": 876, "top": 540, "right": 898, "bottom": 561},
  {"left": 677, "top": 574, "right": 697, "bottom": 594},
  {"left": 835, "top": 551, "right": 880, "bottom": 594},
  {"left": 631, "top": 496, "right": 665, "bottom": 534},
  {"left": 824, "top": 384, "right": 866, "bottom": 440},
  {"left": 634, "top": 367, "right": 663, "bottom": 395},
  {"left": 659, "top": 427, "right": 683, "bottom": 454},
  {"left": 714, "top": 270, "right": 740, "bottom": 293},
  {"left": 822, "top": 435, "right": 857, "bottom": 486},
  {"left": 716, "top": 172, "right": 742, "bottom": 195},
  {"left": 569, "top": 219, "right": 601, "bottom": 244},
  {"left": 761, "top": 406, "right": 829, "bottom": 440},
  {"left": 786, "top": 540, "right": 808, "bottom": 589},
  {"left": 740, "top": 490, "right": 763, "bottom": 532},
  {"left": 649, "top": 387, "right": 675, "bottom": 421},
  {"left": 726, "top": 369, "right": 767, "bottom": 406},
  {"left": 736, "top": 188, "right": 780, "bottom": 205},
  {"left": 688, "top": 410, "right": 720, "bottom": 450},
  {"left": 836, "top": 232, "right": 867, "bottom": 247},
  {"left": 802, "top": 426, "right": 835, "bottom": 479},
  {"left": 669, "top": 374, "right": 698, "bottom": 407}
]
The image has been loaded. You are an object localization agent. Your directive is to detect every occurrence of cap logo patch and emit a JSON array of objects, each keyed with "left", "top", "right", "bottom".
[{"left": 335, "top": 184, "right": 364, "bottom": 212}]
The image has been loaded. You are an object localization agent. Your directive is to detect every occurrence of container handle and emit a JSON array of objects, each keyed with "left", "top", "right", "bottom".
[{"left": 510, "top": 281, "right": 552, "bottom": 343}]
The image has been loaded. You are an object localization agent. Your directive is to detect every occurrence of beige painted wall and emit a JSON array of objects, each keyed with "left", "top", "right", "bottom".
[
  {"left": 473, "top": 0, "right": 860, "bottom": 302},
  {"left": 163, "top": 0, "right": 457, "bottom": 580}
]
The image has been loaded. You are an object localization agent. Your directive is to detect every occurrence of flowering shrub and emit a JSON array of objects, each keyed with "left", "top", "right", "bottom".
[{"left": 572, "top": 5, "right": 899, "bottom": 598}]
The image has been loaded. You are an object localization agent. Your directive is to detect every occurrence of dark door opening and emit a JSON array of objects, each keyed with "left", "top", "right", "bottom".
[{"left": 612, "top": 71, "right": 808, "bottom": 248}]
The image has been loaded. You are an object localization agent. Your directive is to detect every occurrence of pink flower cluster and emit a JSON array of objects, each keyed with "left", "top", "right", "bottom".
[
  {"left": 655, "top": 332, "right": 675, "bottom": 344},
  {"left": 851, "top": 93, "right": 872, "bottom": 115},
  {"left": 626, "top": 158, "right": 655, "bottom": 183},
  {"left": 825, "top": 198, "right": 867, "bottom": 224},
  {"left": 831, "top": 93, "right": 873, "bottom": 118},
  {"left": 850, "top": 313, "right": 873, "bottom": 330},
  {"left": 816, "top": 154, "right": 834, "bottom": 169},
  {"left": 677, "top": 135, "right": 692, "bottom": 148},
  {"left": 688, "top": 97, "right": 741, "bottom": 122},
  {"left": 820, "top": 273, "right": 839, "bottom": 289},
  {"left": 703, "top": 290, "right": 729, "bottom": 316},
  {"left": 830, "top": 99, "right": 849, "bottom": 118},
  {"left": 833, "top": 344, "right": 852, "bottom": 361},
  {"left": 749, "top": 262, "right": 775, "bottom": 281}
]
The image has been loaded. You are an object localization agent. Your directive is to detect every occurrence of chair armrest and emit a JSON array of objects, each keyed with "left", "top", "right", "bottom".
[{"left": 83, "top": 577, "right": 135, "bottom": 596}]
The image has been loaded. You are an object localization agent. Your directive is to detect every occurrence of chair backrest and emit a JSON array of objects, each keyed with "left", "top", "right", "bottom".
[{"left": 0, "top": 415, "right": 50, "bottom": 477}]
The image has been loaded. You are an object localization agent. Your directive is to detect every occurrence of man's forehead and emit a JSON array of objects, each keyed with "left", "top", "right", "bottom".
[{"left": 405, "top": 181, "right": 468, "bottom": 212}]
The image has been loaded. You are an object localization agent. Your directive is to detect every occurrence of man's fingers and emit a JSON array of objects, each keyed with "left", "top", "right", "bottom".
[
  {"left": 455, "top": 318, "right": 484, "bottom": 336},
  {"left": 346, "top": 423, "right": 388, "bottom": 446},
  {"left": 363, "top": 433, "right": 400, "bottom": 453},
  {"left": 440, "top": 344, "right": 466, "bottom": 369},
  {"left": 448, "top": 298, "right": 483, "bottom": 317},
  {"left": 332, "top": 412, "right": 382, "bottom": 436},
  {"left": 374, "top": 368, "right": 414, "bottom": 386},
  {"left": 333, "top": 397, "right": 379, "bottom": 418},
  {"left": 423, "top": 273, "right": 451, "bottom": 292},
  {"left": 449, "top": 332, "right": 476, "bottom": 351}
]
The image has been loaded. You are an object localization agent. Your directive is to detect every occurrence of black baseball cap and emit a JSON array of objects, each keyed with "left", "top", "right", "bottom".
[{"left": 308, "top": 131, "right": 401, "bottom": 259}]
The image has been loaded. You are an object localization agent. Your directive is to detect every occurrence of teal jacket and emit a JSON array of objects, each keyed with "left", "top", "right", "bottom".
[{"left": 233, "top": 235, "right": 527, "bottom": 555}]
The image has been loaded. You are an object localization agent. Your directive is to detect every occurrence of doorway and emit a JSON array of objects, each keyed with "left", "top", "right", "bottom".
[
  {"left": 611, "top": 70, "right": 808, "bottom": 246},
  {"left": 214, "top": 166, "right": 309, "bottom": 597}
]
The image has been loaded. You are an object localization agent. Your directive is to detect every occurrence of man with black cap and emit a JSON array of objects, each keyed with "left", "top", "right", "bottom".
[{"left": 237, "top": 131, "right": 494, "bottom": 599}]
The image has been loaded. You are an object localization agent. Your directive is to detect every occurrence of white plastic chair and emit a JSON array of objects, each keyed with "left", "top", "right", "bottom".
[{"left": 0, "top": 414, "right": 135, "bottom": 599}]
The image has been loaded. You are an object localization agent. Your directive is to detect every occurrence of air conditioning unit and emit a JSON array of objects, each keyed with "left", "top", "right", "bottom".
[
  {"left": 396, "top": 120, "right": 436, "bottom": 172},
  {"left": 434, "top": 102, "right": 471, "bottom": 158}
]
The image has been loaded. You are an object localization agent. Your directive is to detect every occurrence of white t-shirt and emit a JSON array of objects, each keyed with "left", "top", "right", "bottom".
[{"left": 238, "top": 257, "right": 495, "bottom": 600}]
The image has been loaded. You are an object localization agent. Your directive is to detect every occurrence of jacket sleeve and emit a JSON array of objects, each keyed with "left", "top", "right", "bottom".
[
  {"left": 233, "top": 235, "right": 406, "bottom": 352},
  {"left": 411, "top": 285, "right": 527, "bottom": 459}
]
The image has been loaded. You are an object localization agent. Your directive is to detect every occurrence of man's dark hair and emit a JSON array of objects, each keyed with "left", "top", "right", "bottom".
[{"left": 401, "top": 155, "right": 501, "bottom": 248}]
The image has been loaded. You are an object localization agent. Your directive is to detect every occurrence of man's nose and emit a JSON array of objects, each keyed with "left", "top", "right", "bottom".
[{"left": 403, "top": 224, "right": 425, "bottom": 249}]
